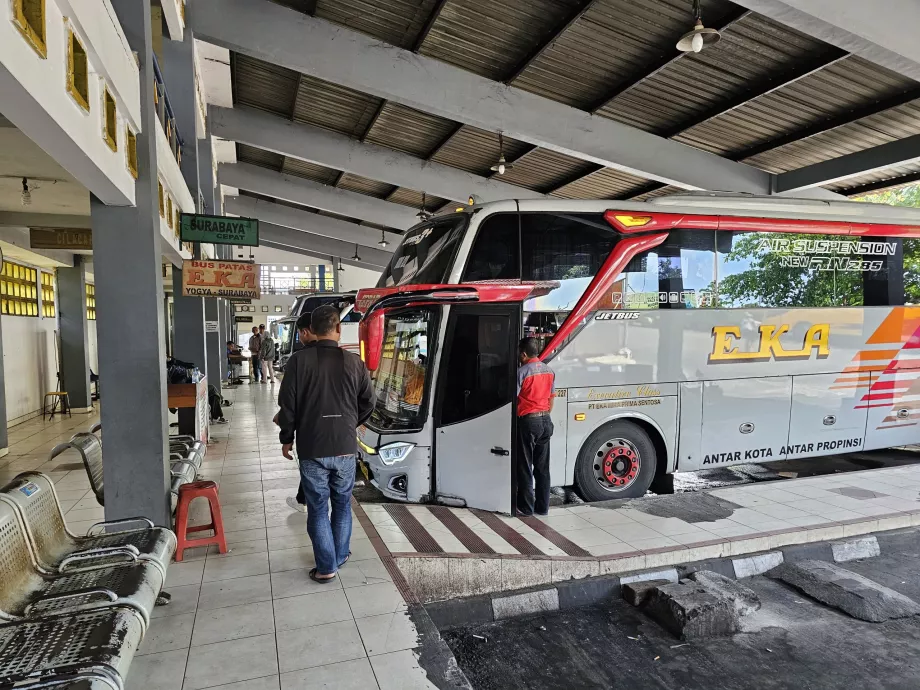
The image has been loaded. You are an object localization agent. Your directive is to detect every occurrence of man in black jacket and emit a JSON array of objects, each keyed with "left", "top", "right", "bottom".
[{"left": 278, "top": 304, "right": 376, "bottom": 583}]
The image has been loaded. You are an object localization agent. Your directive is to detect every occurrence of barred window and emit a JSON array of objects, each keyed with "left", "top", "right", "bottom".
[
  {"left": 40, "top": 272, "right": 55, "bottom": 318},
  {"left": 0, "top": 261, "right": 38, "bottom": 317}
]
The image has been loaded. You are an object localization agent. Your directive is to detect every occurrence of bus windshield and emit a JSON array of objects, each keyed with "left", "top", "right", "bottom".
[
  {"left": 378, "top": 215, "right": 469, "bottom": 287},
  {"left": 369, "top": 309, "right": 436, "bottom": 431}
]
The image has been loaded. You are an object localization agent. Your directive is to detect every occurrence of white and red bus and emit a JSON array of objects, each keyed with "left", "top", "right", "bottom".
[{"left": 355, "top": 194, "right": 920, "bottom": 513}]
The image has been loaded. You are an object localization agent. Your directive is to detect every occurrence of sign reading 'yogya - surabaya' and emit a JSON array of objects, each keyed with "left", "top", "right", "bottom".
[
  {"left": 180, "top": 214, "right": 259, "bottom": 246},
  {"left": 182, "top": 260, "right": 260, "bottom": 299}
]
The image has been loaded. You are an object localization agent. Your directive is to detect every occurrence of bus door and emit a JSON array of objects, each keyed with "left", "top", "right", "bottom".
[{"left": 433, "top": 303, "right": 521, "bottom": 513}]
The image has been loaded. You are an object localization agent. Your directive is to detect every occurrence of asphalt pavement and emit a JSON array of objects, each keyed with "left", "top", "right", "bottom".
[{"left": 442, "top": 530, "right": 920, "bottom": 690}]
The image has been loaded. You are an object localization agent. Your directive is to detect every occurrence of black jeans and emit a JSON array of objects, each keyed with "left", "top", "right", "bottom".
[
  {"left": 517, "top": 414, "right": 554, "bottom": 516},
  {"left": 296, "top": 481, "right": 305, "bottom": 505}
]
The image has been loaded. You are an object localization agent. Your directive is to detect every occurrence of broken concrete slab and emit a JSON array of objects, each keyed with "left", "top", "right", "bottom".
[
  {"left": 831, "top": 536, "right": 880, "bottom": 563},
  {"left": 622, "top": 579, "right": 671, "bottom": 607},
  {"left": 687, "top": 570, "right": 761, "bottom": 617},
  {"left": 771, "top": 559, "right": 920, "bottom": 623},
  {"left": 645, "top": 582, "right": 737, "bottom": 640},
  {"left": 492, "top": 587, "right": 559, "bottom": 621}
]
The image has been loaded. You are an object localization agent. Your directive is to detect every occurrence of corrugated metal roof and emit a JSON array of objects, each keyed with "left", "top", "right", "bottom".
[
  {"left": 551, "top": 167, "right": 651, "bottom": 199},
  {"left": 363, "top": 103, "right": 457, "bottom": 157},
  {"left": 292, "top": 75, "right": 382, "bottom": 138},
  {"left": 315, "top": 0, "right": 438, "bottom": 49},
  {"left": 232, "top": 53, "right": 298, "bottom": 116},
  {"left": 826, "top": 161, "right": 920, "bottom": 195},
  {"left": 418, "top": 0, "right": 585, "bottom": 80},
  {"left": 281, "top": 158, "right": 340, "bottom": 185},
  {"left": 498, "top": 148, "right": 598, "bottom": 193},
  {"left": 429, "top": 126, "right": 530, "bottom": 176},
  {"left": 387, "top": 188, "right": 450, "bottom": 210},
  {"left": 336, "top": 173, "right": 398, "bottom": 198},
  {"left": 237, "top": 143, "right": 284, "bottom": 171}
]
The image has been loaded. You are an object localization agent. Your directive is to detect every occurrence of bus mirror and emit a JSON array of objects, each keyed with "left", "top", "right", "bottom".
[{"left": 360, "top": 311, "right": 385, "bottom": 371}]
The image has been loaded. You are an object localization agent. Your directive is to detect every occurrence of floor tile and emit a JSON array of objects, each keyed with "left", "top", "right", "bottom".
[
  {"left": 344, "top": 581, "right": 408, "bottom": 619},
  {"left": 198, "top": 574, "right": 273, "bottom": 611},
  {"left": 166, "top": 560, "right": 205, "bottom": 587},
  {"left": 205, "top": 676, "right": 280, "bottom": 690},
  {"left": 276, "top": 619, "right": 367, "bottom": 673},
  {"left": 273, "top": 589, "right": 352, "bottom": 631},
  {"left": 152, "top": 583, "right": 200, "bottom": 619},
  {"left": 356, "top": 611, "right": 420, "bottom": 656},
  {"left": 183, "top": 633, "right": 279, "bottom": 690},
  {"left": 269, "top": 546, "right": 317, "bottom": 573},
  {"left": 271, "top": 568, "right": 343, "bottom": 599},
  {"left": 280, "top": 657, "right": 378, "bottom": 690},
  {"left": 370, "top": 649, "right": 437, "bottom": 690},
  {"left": 191, "top": 600, "right": 275, "bottom": 646},
  {"left": 338, "top": 558, "right": 393, "bottom": 589},
  {"left": 137, "top": 613, "right": 195, "bottom": 656},
  {"left": 125, "top": 648, "right": 188, "bottom": 690},
  {"left": 202, "top": 552, "right": 271, "bottom": 582}
]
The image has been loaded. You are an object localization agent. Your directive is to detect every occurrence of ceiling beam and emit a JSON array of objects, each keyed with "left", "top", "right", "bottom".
[
  {"left": 191, "top": 0, "right": 771, "bottom": 193},
  {"left": 730, "top": 0, "right": 920, "bottom": 81},
  {"left": 0, "top": 212, "right": 91, "bottom": 228},
  {"left": 775, "top": 133, "right": 920, "bottom": 192},
  {"left": 225, "top": 194, "right": 396, "bottom": 251},
  {"left": 842, "top": 171, "right": 920, "bottom": 197},
  {"left": 260, "top": 240, "right": 379, "bottom": 270},
  {"left": 587, "top": 7, "right": 751, "bottom": 114},
  {"left": 257, "top": 221, "right": 392, "bottom": 267},
  {"left": 219, "top": 163, "right": 417, "bottom": 229},
  {"left": 209, "top": 105, "right": 545, "bottom": 203},
  {"left": 730, "top": 86, "right": 920, "bottom": 161},
  {"left": 502, "top": 0, "right": 598, "bottom": 84}
]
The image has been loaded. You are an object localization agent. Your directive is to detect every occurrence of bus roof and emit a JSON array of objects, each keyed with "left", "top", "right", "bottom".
[{"left": 447, "top": 193, "right": 920, "bottom": 229}]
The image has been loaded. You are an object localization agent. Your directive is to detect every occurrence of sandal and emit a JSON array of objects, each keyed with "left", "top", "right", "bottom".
[
  {"left": 308, "top": 567, "right": 337, "bottom": 583},
  {"left": 338, "top": 553, "right": 351, "bottom": 568}
]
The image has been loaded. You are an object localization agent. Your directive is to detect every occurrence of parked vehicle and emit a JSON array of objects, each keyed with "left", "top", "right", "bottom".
[{"left": 273, "top": 293, "right": 361, "bottom": 372}]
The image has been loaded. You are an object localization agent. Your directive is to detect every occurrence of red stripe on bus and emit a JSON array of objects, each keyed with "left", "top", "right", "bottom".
[{"left": 541, "top": 232, "right": 668, "bottom": 361}]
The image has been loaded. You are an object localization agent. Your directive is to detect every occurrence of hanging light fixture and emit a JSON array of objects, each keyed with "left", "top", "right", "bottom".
[
  {"left": 416, "top": 192, "right": 432, "bottom": 222},
  {"left": 490, "top": 133, "right": 513, "bottom": 175},
  {"left": 378, "top": 229, "right": 389, "bottom": 248},
  {"left": 20, "top": 178, "right": 31, "bottom": 207},
  {"left": 676, "top": 0, "right": 721, "bottom": 53},
  {"left": 352, "top": 244, "right": 361, "bottom": 262},
  {"left": 337, "top": 258, "right": 345, "bottom": 272}
]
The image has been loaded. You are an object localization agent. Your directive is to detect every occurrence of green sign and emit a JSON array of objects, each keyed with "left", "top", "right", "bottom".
[{"left": 179, "top": 214, "right": 259, "bottom": 246}]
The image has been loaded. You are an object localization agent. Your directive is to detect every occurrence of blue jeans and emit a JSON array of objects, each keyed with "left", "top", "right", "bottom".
[
  {"left": 251, "top": 356, "right": 261, "bottom": 381},
  {"left": 299, "top": 454, "right": 355, "bottom": 575}
]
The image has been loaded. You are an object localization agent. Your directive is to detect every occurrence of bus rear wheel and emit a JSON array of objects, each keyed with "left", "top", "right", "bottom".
[{"left": 575, "top": 421, "right": 657, "bottom": 502}]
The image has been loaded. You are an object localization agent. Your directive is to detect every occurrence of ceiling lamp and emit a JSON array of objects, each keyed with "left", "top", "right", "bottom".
[
  {"left": 490, "top": 133, "right": 513, "bottom": 175},
  {"left": 337, "top": 258, "right": 345, "bottom": 272},
  {"left": 676, "top": 0, "right": 721, "bottom": 53},
  {"left": 352, "top": 244, "right": 361, "bottom": 262},
  {"left": 20, "top": 178, "right": 31, "bottom": 207},
  {"left": 417, "top": 192, "right": 432, "bottom": 222},
  {"left": 378, "top": 230, "right": 389, "bottom": 248}
]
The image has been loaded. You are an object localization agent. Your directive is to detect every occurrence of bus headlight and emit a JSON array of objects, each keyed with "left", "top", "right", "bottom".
[{"left": 378, "top": 442, "right": 415, "bottom": 465}]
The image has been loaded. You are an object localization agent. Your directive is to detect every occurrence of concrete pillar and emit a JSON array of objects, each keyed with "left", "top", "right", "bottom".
[
  {"left": 171, "top": 265, "right": 207, "bottom": 371},
  {"left": 332, "top": 257, "right": 340, "bottom": 292},
  {"left": 57, "top": 257, "right": 92, "bottom": 411},
  {"left": 217, "top": 298, "right": 228, "bottom": 382},
  {"left": 90, "top": 0, "right": 171, "bottom": 526},
  {"left": 0, "top": 314, "right": 9, "bottom": 457},
  {"left": 198, "top": 136, "right": 216, "bottom": 215},
  {"left": 204, "top": 297, "right": 221, "bottom": 385}
]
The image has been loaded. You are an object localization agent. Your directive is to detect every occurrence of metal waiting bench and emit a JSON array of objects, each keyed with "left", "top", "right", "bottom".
[{"left": 0, "top": 470, "right": 177, "bottom": 690}]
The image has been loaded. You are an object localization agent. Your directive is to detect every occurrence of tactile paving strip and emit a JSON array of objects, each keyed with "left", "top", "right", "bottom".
[
  {"left": 427, "top": 506, "right": 497, "bottom": 554},
  {"left": 518, "top": 516, "right": 591, "bottom": 557},
  {"left": 470, "top": 509, "right": 545, "bottom": 556},
  {"left": 383, "top": 504, "right": 444, "bottom": 553}
]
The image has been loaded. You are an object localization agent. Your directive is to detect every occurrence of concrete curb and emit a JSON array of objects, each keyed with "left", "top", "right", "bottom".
[{"left": 425, "top": 532, "right": 892, "bottom": 630}]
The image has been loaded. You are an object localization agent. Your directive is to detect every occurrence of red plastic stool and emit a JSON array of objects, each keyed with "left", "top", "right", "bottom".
[{"left": 174, "top": 480, "right": 228, "bottom": 562}]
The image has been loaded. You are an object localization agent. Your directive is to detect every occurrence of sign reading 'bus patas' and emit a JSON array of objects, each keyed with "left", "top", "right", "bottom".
[{"left": 181, "top": 260, "right": 260, "bottom": 299}]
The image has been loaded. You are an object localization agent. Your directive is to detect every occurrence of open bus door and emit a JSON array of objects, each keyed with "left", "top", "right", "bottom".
[{"left": 432, "top": 302, "right": 521, "bottom": 513}]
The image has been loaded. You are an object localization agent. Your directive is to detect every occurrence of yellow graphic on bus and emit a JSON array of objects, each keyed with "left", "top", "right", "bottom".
[{"left": 708, "top": 324, "right": 830, "bottom": 363}]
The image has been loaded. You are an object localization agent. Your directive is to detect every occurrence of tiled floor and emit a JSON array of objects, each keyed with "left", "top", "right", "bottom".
[{"left": 128, "top": 383, "right": 433, "bottom": 690}]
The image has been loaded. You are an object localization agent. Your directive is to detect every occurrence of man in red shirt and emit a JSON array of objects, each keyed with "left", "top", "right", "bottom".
[{"left": 516, "top": 337, "right": 555, "bottom": 516}]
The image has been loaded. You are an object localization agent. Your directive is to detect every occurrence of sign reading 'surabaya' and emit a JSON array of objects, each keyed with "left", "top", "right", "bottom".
[
  {"left": 182, "top": 260, "right": 260, "bottom": 299},
  {"left": 180, "top": 214, "right": 259, "bottom": 247}
]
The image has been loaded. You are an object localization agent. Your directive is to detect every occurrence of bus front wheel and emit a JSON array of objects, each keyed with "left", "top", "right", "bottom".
[{"left": 575, "top": 420, "right": 657, "bottom": 502}]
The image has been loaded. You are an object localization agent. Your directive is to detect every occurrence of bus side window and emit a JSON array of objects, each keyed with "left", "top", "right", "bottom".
[{"left": 462, "top": 213, "right": 519, "bottom": 282}]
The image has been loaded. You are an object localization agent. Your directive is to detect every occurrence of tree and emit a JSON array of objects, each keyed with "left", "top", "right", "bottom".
[
  {"left": 856, "top": 183, "right": 920, "bottom": 304},
  {"left": 716, "top": 233, "right": 863, "bottom": 308}
]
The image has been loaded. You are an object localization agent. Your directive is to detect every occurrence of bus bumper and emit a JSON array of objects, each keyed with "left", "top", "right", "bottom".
[{"left": 361, "top": 447, "right": 431, "bottom": 503}]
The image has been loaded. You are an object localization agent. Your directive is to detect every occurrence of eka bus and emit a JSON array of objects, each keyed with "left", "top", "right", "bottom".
[{"left": 354, "top": 194, "right": 920, "bottom": 513}]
